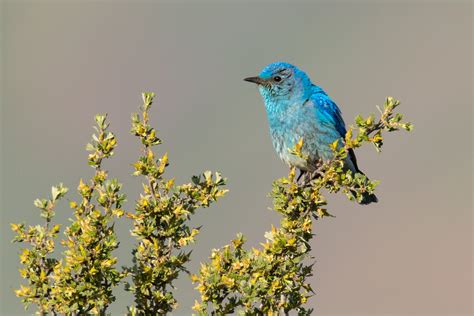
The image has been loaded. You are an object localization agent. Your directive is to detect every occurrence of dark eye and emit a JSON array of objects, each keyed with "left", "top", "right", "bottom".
[{"left": 273, "top": 76, "right": 282, "bottom": 82}]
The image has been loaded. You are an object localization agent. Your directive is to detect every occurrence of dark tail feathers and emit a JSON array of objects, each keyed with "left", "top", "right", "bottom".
[
  {"left": 351, "top": 169, "right": 378, "bottom": 205},
  {"left": 359, "top": 191, "right": 378, "bottom": 205},
  {"left": 347, "top": 150, "right": 378, "bottom": 205},
  {"left": 349, "top": 189, "right": 378, "bottom": 205}
]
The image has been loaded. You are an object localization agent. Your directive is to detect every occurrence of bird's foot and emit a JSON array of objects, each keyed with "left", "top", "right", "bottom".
[{"left": 300, "top": 171, "right": 313, "bottom": 187}]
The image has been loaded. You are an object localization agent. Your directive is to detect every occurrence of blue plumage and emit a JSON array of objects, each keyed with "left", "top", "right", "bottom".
[{"left": 245, "top": 62, "right": 377, "bottom": 204}]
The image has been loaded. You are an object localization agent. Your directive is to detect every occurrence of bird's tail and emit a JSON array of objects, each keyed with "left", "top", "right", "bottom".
[
  {"left": 357, "top": 191, "right": 378, "bottom": 205},
  {"left": 305, "top": 166, "right": 378, "bottom": 204},
  {"left": 349, "top": 188, "right": 378, "bottom": 204},
  {"left": 345, "top": 151, "right": 378, "bottom": 205},
  {"left": 351, "top": 170, "right": 378, "bottom": 205}
]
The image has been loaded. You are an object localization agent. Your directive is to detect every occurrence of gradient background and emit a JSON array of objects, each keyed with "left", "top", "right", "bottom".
[{"left": 1, "top": 1, "right": 472, "bottom": 315}]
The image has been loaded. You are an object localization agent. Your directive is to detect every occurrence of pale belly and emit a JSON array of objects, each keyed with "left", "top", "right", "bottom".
[{"left": 270, "top": 129, "right": 321, "bottom": 171}]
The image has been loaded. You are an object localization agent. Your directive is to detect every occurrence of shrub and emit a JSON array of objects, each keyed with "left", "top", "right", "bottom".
[
  {"left": 192, "top": 97, "right": 412, "bottom": 315},
  {"left": 11, "top": 93, "right": 227, "bottom": 315},
  {"left": 11, "top": 95, "right": 411, "bottom": 315}
]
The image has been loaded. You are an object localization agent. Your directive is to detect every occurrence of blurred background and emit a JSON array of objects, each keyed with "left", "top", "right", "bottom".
[{"left": 1, "top": 1, "right": 472, "bottom": 315}]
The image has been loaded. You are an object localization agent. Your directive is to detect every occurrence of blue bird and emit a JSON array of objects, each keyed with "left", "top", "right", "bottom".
[{"left": 244, "top": 62, "right": 377, "bottom": 204}]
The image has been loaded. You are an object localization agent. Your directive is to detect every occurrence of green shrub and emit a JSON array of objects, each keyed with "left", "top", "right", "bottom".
[
  {"left": 192, "top": 97, "right": 412, "bottom": 315},
  {"left": 11, "top": 95, "right": 410, "bottom": 315},
  {"left": 11, "top": 93, "right": 227, "bottom": 315}
]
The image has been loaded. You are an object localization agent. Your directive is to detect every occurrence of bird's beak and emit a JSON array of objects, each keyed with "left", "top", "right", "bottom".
[{"left": 244, "top": 76, "right": 265, "bottom": 85}]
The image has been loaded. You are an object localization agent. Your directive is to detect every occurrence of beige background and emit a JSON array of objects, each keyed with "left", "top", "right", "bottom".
[{"left": 1, "top": 1, "right": 472, "bottom": 315}]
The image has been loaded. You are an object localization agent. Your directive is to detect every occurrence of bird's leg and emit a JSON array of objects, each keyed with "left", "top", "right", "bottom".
[
  {"left": 310, "top": 170, "right": 321, "bottom": 180},
  {"left": 296, "top": 169, "right": 306, "bottom": 183},
  {"left": 302, "top": 171, "right": 312, "bottom": 186},
  {"left": 309, "top": 159, "right": 324, "bottom": 180},
  {"left": 297, "top": 169, "right": 313, "bottom": 187}
]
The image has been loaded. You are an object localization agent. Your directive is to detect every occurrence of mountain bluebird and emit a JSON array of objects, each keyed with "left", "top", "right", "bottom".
[{"left": 244, "top": 62, "right": 377, "bottom": 204}]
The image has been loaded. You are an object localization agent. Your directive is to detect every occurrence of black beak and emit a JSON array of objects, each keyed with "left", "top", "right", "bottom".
[{"left": 244, "top": 76, "right": 265, "bottom": 85}]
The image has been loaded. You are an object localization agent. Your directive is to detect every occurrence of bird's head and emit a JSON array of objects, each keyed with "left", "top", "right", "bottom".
[{"left": 244, "top": 62, "right": 312, "bottom": 104}]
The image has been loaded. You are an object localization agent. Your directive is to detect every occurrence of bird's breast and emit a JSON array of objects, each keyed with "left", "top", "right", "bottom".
[{"left": 268, "top": 113, "right": 316, "bottom": 171}]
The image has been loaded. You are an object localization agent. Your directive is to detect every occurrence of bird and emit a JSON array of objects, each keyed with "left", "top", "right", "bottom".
[{"left": 244, "top": 62, "right": 377, "bottom": 204}]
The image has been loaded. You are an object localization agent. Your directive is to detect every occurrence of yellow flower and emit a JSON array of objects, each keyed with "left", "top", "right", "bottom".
[
  {"left": 232, "top": 261, "right": 244, "bottom": 270},
  {"left": 190, "top": 274, "right": 200, "bottom": 283},
  {"left": 192, "top": 300, "right": 203, "bottom": 311},
  {"left": 221, "top": 275, "right": 235, "bottom": 288},
  {"left": 15, "top": 285, "right": 31, "bottom": 297},
  {"left": 286, "top": 238, "right": 296, "bottom": 247}
]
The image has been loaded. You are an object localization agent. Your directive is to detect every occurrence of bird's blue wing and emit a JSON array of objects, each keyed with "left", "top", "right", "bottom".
[
  {"left": 310, "top": 85, "right": 361, "bottom": 172},
  {"left": 310, "top": 85, "right": 347, "bottom": 138}
]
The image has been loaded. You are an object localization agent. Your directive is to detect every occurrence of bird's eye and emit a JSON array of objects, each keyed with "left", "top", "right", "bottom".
[{"left": 273, "top": 76, "right": 282, "bottom": 82}]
